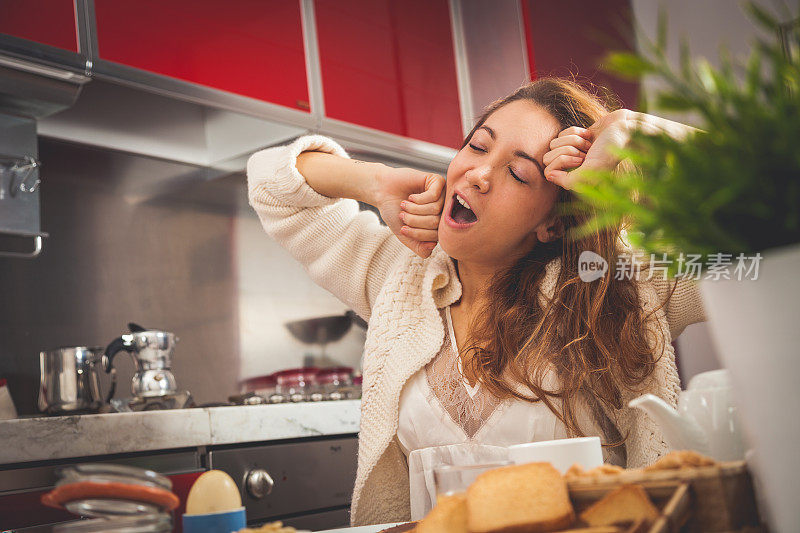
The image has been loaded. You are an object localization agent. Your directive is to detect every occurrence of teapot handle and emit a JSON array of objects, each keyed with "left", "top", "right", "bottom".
[
  {"left": 102, "top": 335, "right": 132, "bottom": 374},
  {"left": 104, "top": 365, "right": 117, "bottom": 403}
]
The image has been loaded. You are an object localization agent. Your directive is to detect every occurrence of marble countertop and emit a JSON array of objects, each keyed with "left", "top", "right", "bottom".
[{"left": 0, "top": 400, "right": 361, "bottom": 464}]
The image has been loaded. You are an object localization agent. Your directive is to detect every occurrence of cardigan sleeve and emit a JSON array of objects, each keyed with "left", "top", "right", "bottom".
[
  {"left": 649, "top": 276, "right": 707, "bottom": 338},
  {"left": 246, "top": 135, "right": 410, "bottom": 321}
]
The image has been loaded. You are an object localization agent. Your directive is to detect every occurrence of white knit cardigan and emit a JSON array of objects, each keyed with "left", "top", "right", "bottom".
[{"left": 246, "top": 135, "right": 707, "bottom": 526}]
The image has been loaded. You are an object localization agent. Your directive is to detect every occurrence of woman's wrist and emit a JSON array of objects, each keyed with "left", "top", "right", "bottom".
[
  {"left": 296, "top": 151, "right": 385, "bottom": 205},
  {"left": 627, "top": 110, "right": 698, "bottom": 140},
  {"left": 359, "top": 161, "right": 388, "bottom": 207}
]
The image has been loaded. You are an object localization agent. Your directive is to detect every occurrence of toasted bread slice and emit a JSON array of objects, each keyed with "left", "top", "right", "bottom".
[
  {"left": 579, "top": 484, "right": 660, "bottom": 527},
  {"left": 416, "top": 493, "right": 467, "bottom": 533},
  {"left": 644, "top": 450, "right": 715, "bottom": 471},
  {"left": 466, "top": 462, "right": 575, "bottom": 533},
  {"left": 555, "top": 524, "right": 645, "bottom": 533},
  {"left": 378, "top": 523, "right": 418, "bottom": 533},
  {"left": 565, "top": 464, "right": 586, "bottom": 478}
]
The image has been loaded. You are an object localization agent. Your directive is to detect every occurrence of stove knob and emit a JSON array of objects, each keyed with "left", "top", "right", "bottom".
[{"left": 245, "top": 469, "right": 274, "bottom": 499}]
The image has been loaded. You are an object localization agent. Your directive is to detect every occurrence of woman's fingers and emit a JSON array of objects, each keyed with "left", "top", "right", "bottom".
[
  {"left": 400, "top": 226, "right": 438, "bottom": 242},
  {"left": 543, "top": 168, "right": 571, "bottom": 189},
  {"left": 399, "top": 212, "right": 440, "bottom": 230},
  {"left": 543, "top": 145, "right": 586, "bottom": 167},
  {"left": 557, "top": 126, "right": 593, "bottom": 141},
  {"left": 549, "top": 134, "right": 592, "bottom": 152},
  {"left": 397, "top": 234, "right": 436, "bottom": 258},
  {"left": 408, "top": 174, "right": 445, "bottom": 204},
  {"left": 543, "top": 148, "right": 587, "bottom": 190},
  {"left": 400, "top": 200, "right": 442, "bottom": 216},
  {"left": 545, "top": 153, "right": 584, "bottom": 172}
]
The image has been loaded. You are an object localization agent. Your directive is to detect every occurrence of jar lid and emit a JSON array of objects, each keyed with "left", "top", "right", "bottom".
[
  {"left": 240, "top": 374, "right": 277, "bottom": 391},
  {"left": 42, "top": 464, "right": 179, "bottom": 518},
  {"left": 317, "top": 366, "right": 353, "bottom": 376},
  {"left": 275, "top": 367, "right": 318, "bottom": 385},
  {"left": 58, "top": 464, "right": 172, "bottom": 491},
  {"left": 54, "top": 513, "right": 172, "bottom": 533},
  {"left": 317, "top": 367, "right": 353, "bottom": 385}
]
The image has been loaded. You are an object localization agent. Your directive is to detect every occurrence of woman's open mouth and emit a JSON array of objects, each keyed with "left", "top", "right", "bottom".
[{"left": 445, "top": 193, "right": 478, "bottom": 229}]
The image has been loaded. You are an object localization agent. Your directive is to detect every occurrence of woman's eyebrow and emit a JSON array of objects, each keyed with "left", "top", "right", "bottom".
[
  {"left": 514, "top": 150, "right": 545, "bottom": 175},
  {"left": 478, "top": 125, "right": 496, "bottom": 139},
  {"left": 480, "top": 124, "right": 545, "bottom": 175}
]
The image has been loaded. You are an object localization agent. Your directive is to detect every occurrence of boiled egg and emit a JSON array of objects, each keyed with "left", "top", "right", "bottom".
[{"left": 185, "top": 470, "right": 242, "bottom": 515}]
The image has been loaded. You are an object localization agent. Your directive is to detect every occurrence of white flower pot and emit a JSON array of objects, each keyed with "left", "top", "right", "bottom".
[{"left": 700, "top": 243, "right": 800, "bottom": 532}]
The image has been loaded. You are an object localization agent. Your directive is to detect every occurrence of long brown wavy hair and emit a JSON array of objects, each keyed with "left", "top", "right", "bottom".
[{"left": 461, "top": 78, "right": 668, "bottom": 447}]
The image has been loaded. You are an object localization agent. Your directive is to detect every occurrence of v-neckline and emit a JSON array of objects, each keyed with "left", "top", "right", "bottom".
[{"left": 445, "top": 306, "right": 480, "bottom": 395}]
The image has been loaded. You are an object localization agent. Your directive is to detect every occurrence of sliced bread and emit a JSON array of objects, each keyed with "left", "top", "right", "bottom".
[
  {"left": 579, "top": 484, "right": 660, "bottom": 527},
  {"left": 466, "top": 462, "right": 575, "bottom": 533},
  {"left": 415, "top": 493, "right": 468, "bottom": 533}
]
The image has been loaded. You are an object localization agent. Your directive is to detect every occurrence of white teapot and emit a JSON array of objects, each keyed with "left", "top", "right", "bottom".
[{"left": 629, "top": 369, "right": 746, "bottom": 461}]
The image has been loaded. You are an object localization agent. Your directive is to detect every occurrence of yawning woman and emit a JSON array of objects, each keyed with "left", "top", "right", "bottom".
[{"left": 246, "top": 78, "right": 704, "bottom": 525}]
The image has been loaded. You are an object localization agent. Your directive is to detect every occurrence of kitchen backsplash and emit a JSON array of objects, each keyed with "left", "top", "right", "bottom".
[{"left": 0, "top": 137, "right": 365, "bottom": 415}]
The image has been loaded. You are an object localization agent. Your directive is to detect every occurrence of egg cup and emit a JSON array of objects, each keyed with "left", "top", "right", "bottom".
[{"left": 182, "top": 507, "right": 247, "bottom": 533}]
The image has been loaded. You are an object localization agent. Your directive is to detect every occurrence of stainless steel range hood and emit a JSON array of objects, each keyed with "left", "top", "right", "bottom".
[
  {"left": 0, "top": 55, "right": 88, "bottom": 119},
  {"left": 0, "top": 56, "right": 90, "bottom": 258}
]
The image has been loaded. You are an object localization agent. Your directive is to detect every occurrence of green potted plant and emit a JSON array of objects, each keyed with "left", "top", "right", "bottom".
[{"left": 574, "top": 5, "right": 800, "bottom": 530}]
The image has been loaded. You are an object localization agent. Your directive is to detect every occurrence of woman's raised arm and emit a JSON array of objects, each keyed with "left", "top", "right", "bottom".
[{"left": 247, "top": 135, "right": 444, "bottom": 321}]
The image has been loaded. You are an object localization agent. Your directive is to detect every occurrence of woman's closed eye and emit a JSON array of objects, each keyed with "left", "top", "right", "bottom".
[
  {"left": 508, "top": 166, "right": 527, "bottom": 184},
  {"left": 468, "top": 143, "right": 529, "bottom": 184}
]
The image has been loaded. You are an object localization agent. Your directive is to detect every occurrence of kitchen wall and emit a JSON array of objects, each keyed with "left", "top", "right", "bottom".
[
  {"left": 236, "top": 213, "right": 366, "bottom": 380},
  {"left": 0, "top": 136, "right": 365, "bottom": 415}
]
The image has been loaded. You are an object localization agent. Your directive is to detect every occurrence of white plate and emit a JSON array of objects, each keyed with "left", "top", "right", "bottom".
[{"left": 316, "top": 523, "right": 403, "bottom": 533}]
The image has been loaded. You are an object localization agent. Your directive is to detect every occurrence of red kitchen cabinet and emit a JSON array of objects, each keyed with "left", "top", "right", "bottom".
[
  {"left": 0, "top": 0, "right": 79, "bottom": 53},
  {"left": 93, "top": 0, "right": 310, "bottom": 112},
  {"left": 315, "top": 0, "right": 463, "bottom": 148},
  {"left": 521, "top": 0, "right": 639, "bottom": 110}
]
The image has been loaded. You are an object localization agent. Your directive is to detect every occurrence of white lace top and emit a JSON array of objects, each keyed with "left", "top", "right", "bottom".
[
  {"left": 397, "top": 306, "right": 573, "bottom": 519},
  {"left": 397, "top": 306, "right": 568, "bottom": 455}
]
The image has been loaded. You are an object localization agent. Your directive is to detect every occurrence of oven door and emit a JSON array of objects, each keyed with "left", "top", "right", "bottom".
[{"left": 208, "top": 435, "right": 358, "bottom": 529}]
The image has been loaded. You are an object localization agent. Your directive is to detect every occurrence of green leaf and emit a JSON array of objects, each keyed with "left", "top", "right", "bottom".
[
  {"left": 657, "top": 6, "right": 668, "bottom": 51},
  {"left": 603, "top": 52, "right": 654, "bottom": 79},
  {"left": 744, "top": 2, "right": 780, "bottom": 31}
]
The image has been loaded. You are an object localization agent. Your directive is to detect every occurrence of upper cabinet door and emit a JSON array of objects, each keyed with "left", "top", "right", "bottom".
[
  {"left": 315, "top": 0, "right": 463, "bottom": 149},
  {"left": 94, "top": 0, "right": 310, "bottom": 112},
  {"left": 521, "top": 0, "right": 639, "bottom": 110},
  {"left": 0, "top": 0, "right": 79, "bottom": 52}
]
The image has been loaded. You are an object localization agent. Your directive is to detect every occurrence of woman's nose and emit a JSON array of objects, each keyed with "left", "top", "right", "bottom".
[{"left": 465, "top": 166, "right": 491, "bottom": 192}]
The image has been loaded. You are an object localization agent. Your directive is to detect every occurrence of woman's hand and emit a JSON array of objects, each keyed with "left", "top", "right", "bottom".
[
  {"left": 543, "top": 109, "right": 699, "bottom": 190},
  {"left": 372, "top": 165, "right": 446, "bottom": 258},
  {"left": 543, "top": 109, "right": 635, "bottom": 190}
]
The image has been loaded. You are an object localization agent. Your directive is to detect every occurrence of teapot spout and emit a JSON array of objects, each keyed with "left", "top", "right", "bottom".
[{"left": 629, "top": 393, "right": 711, "bottom": 456}]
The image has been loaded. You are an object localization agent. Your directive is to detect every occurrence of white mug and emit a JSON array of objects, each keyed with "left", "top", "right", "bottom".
[{"left": 508, "top": 437, "right": 603, "bottom": 473}]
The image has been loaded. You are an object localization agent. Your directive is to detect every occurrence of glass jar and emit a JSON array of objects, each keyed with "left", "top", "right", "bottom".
[
  {"left": 55, "top": 514, "right": 172, "bottom": 533},
  {"left": 43, "top": 464, "right": 177, "bottom": 532},
  {"left": 274, "top": 367, "right": 319, "bottom": 402},
  {"left": 316, "top": 367, "right": 354, "bottom": 400},
  {"left": 349, "top": 375, "right": 363, "bottom": 399},
  {"left": 239, "top": 373, "right": 277, "bottom": 399}
]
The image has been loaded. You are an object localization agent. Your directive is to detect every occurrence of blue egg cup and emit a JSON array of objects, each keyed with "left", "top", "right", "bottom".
[{"left": 182, "top": 507, "right": 247, "bottom": 533}]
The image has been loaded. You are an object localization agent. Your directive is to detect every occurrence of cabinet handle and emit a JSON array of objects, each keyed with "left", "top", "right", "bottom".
[
  {"left": 245, "top": 469, "right": 274, "bottom": 499},
  {"left": 0, "top": 232, "right": 46, "bottom": 258}
]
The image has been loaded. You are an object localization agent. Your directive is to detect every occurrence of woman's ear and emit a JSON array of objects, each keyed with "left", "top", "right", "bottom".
[{"left": 535, "top": 215, "right": 564, "bottom": 243}]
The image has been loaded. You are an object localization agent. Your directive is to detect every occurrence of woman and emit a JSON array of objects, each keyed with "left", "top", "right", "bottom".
[{"left": 246, "top": 78, "right": 705, "bottom": 525}]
